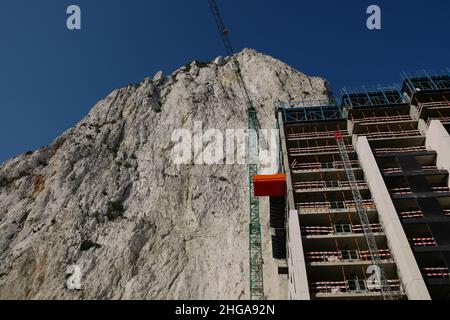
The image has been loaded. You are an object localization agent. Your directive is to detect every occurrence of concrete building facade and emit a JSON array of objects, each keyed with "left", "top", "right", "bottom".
[{"left": 271, "top": 71, "right": 450, "bottom": 300}]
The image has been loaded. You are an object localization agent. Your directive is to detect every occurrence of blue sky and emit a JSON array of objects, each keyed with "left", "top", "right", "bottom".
[{"left": 0, "top": 0, "right": 449, "bottom": 162}]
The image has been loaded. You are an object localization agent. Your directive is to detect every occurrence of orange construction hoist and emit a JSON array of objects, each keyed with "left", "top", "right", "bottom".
[{"left": 253, "top": 174, "right": 287, "bottom": 197}]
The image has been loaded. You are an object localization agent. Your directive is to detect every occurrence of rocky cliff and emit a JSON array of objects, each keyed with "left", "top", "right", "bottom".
[{"left": 0, "top": 49, "right": 329, "bottom": 299}]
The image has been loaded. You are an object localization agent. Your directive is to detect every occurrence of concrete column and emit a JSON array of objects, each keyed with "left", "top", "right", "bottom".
[
  {"left": 356, "top": 136, "right": 431, "bottom": 300},
  {"left": 287, "top": 210, "right": 310, "bottom": 300},
  {"left": 426, "top": 120, "right": 450, "bottom": 188},
  {"left": 277, "top": 112, "right": 310, "bottom": 300}
]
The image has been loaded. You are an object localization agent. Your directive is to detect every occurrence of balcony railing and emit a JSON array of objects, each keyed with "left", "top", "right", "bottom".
[
  {"left": 409, "top": 237, "right": 437, "bottom": 247},
  {"left": 352, "top": 114, "right": 413, "bottom": 125},
  {"left": 399, "top": 209, "right": 450, "bottom": 219},
  {"left": 359, "top": 129, "right": 421, "bottom": 140},
  {"left": 417, "top": 101, "right": 450, "bottom": 115},
  {"left": 287, "top": 130, "right": 349, "bottom": 140},
  {"left": 298, "top": 200, "right": 376, "bottom": 214},
  {"left": 421, "top": 267, "right": 450, "bottom": 279},
  {"left": 290, "top": 160, "right": 360, "bottom": 172},
  {"left": 373, "top": 146, "right": 428, "bottom": 154},
  {"left": 383, "top": 166, "right": 439, "bottom": 174},
  {"left": 390, "top": 186, "right": 450, "bottom": 195},
  {"left": 306, "top": 249, "right": 392, "bottom": 264},
  {"left": 294, "top": 180, "right": 368, "bottom": 192},
  {"left": 301, "top": 224, "right": 383, "bottom": 236},
  {"left": 310, "top": 279, "right": 402, "bottom": 295},
  {"left": 289, "top": 145, "right": 354, "bottom": 155},
  {"left": 398, "top": 210, "right": 424, "bottom": 219}
]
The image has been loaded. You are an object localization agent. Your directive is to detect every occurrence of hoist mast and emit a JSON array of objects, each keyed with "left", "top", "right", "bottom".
[{"left": 334, "top": 132, "right": 395, "bottom": 300}]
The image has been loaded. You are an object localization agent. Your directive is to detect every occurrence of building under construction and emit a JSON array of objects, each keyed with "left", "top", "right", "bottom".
[{"left": 267, "top": 70, "right": 450, "bottom": 300}]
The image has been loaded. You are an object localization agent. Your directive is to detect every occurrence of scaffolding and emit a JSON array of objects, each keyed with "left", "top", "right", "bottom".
[
  {"left": 341, "top": 84, "right": 408, "bottom": 109},
  {"left": 401, "top": 69, "right": 450, "bottom": 95},
  {"left": 277, "top": 100, "right": 345, "bottom": 124}
]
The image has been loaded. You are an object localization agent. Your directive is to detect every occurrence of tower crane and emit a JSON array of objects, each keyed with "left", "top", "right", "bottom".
[{"left": 207, "top": 0, "right": 265, "bottom": 300}]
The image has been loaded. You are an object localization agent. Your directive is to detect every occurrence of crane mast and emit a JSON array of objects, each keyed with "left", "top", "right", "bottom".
[{"left": 207, "top": 0, "right": 265, "bottom": 300}]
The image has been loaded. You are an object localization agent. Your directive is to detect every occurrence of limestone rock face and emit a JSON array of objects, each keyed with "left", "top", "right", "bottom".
[{"left": 0, "top": 49, "right": 329, "bottom": 299}]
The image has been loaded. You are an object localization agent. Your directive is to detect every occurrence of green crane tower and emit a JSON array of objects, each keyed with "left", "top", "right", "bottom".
[{"left": 207, "top": 0, "right": 265, "bottom": 300}]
